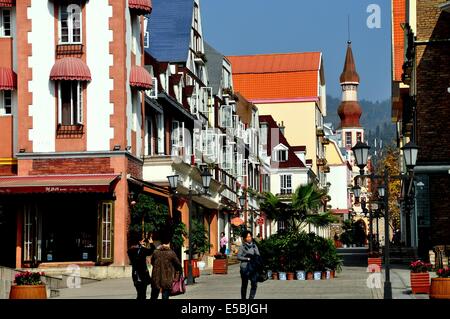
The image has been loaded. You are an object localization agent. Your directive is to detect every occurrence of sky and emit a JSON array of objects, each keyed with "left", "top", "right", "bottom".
[{"left": 201, "top": 0, "right": 392, "bottom": 102}]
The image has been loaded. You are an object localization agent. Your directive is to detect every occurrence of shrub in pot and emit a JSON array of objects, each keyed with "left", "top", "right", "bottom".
[
  {"left": 409, "top": 260, "right": 432, "bottom": 294},
  {"left": 430, "top": 267, "right": 450, "bottom": 299},
  {"left": 10, "top": 271, "right": 47, "bottom": 299}
]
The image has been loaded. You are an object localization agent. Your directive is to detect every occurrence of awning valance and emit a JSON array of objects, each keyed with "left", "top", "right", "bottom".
[
  {"left": 0, "top": 174, "right": 120, "bottom": 194},
  {"left": 50, "top": 57, "right": 91, "bottom": 81},
  {"left": 0, "top": 67, "right": 17, "bottom": 90},
  {"left": 0, "top": 0, "right": 14, "bottom": 8},
  {"left": 129, "top": 0, "right": 152, "bottom": 14},
  {"left": 130, "top": 65, "right": 152, "bottom": 90}
]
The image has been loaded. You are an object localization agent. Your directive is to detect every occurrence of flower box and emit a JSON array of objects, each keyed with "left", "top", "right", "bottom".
[
  {"left": 430, "top": 278, "right": 450, "bottom": 299},
  {"left": 410, "top": 272, "right": 430, "bottom": 294},
  {"left": 9, "top": 285, "right": 47, "bottom": 299},
  {"left": 183, "top": 259, "right": 200, "bottom": 278},
  {"left": 213, "top": 258, "right": 228, "bottom": 274},
  {"left": 368, "top": 257, "right": 382, "bottom": 271}
]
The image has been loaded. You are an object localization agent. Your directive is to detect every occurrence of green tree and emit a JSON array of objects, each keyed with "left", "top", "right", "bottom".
[{"left": 130, "top": 193, "right": 169, "bottom": 239}]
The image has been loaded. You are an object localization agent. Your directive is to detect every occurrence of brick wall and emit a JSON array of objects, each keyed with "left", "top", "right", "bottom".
[
  {"left": 127, "top": 156, "right": 142, "bottom": 180},
  {"left": 416, "top": 0, "right": 450, "bottom": 163},
  {"left": 29, "top": 158, "right": 114, "bottom": 175},
  {"left": 415, "top": 1, "right": 450, "bottom": 249},
  {"left": 0, "top": 165, "right": 17, "bottom": 176}
]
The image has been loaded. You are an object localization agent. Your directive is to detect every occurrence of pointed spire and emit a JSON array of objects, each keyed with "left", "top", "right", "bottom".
[{"left": 339, "top": 42, "right": 360, "bottom": 84}]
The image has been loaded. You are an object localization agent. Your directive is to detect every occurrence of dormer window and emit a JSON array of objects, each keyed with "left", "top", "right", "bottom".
[{"left": 273, "top": 144, "right": 288, "bottom": 162}]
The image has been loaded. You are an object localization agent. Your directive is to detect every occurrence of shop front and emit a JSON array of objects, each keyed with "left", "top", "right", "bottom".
[{"left": 0, "top": 174, "right": 120, "bottom": 268}]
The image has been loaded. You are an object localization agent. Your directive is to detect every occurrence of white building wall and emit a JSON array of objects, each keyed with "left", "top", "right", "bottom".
[
  {"left": 86, "top": 0, "right": 114, "bottom": 151},
  {"left": 328, "top": 165, "right": 349, "bottom": 210},
  {"left": 270, "top": 170, "right": 309, "bottom": 195},
  {"left": 28, "top": 1, "right": 55, "bottom": 152}
]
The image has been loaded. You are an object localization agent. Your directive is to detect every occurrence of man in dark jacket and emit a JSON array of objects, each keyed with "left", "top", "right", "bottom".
[
  {"left": 128, "top": 232, "right": 156, "bottom": 300},
  {"left": 237, "top": 230, "right": 261, "bottom": 299}
]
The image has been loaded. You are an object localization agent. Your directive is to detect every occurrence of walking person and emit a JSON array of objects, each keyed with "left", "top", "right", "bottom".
[
  {"left": 237, "top": 230, "right": 261, "bottom": 299},
  {"left": 127, "top": 232, "right": 156, "bottom": 300},
  {"left": 150, "top": 234, "right": 182, "bottom": 300},
  {"left": 220, "top": 231, "right": 228, "bottom": 255}
]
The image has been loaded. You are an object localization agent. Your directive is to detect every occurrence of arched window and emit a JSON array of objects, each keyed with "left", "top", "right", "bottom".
[{"left": 59, "top": 3, "right": 81, "bottom": 44}]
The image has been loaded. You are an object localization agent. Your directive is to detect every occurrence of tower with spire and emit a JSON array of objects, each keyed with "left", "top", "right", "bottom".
[{"left": 337, "top": 41, "right": 364, "bottom": 151}]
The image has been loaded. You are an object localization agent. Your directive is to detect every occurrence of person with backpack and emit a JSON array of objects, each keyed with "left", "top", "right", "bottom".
[{"left": 237, "top": 230, "right": 261, "bottom": 299}]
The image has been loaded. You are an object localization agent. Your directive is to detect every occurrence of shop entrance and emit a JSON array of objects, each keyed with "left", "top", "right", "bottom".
[{"left": 0, "top": 201, "right": 16, "bottom": 268}]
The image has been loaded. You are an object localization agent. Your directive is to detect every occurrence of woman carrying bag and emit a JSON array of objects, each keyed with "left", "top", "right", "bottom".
[{"left": 237, "top": 230, "right": 261, "bottom": 299}]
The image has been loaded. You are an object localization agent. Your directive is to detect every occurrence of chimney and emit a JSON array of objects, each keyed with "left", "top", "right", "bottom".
[{"left": 279, "top": 121, "right": 285, "bottom": 135}]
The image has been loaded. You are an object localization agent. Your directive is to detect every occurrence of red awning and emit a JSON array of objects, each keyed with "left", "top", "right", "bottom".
[
  {"left": 0, "top": 174, "right": 120, "bottom": 194},
  {"left": 130, "top": 65, "right": 152, "bottom": 90},
  {"left": 0, "top": 0, "right": 14, "bottom": 8},
  {"left": 129, "top": 0, "right": 152, "bottom": 14},
  {"left": 0, "top": 67, "right": 17, "bottom": 90},
  {"left": 50, "top": 57, "right": 91, "bottom": 81}
]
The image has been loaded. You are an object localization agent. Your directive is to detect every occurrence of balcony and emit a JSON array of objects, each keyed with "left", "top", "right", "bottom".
[{"left": 316, "top": 127, "right": 325, "bottom": 137}]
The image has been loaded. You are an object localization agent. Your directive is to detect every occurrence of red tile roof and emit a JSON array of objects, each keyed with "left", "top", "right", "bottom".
[
  {"left": 259, "top": 115, "right": 306, "bottom": 169},
  {"left": 227, "top": 52, "right": 322, "bottom": 102}
]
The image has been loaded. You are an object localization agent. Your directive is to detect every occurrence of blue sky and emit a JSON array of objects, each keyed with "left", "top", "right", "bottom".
[{"left": 201, "top": 0, "right": 392, "bottom": 102}]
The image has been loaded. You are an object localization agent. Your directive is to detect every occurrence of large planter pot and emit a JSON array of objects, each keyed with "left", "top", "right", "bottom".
[
  {"left": 322, "top": 271, "right": 331, "bottom": 280},
  {"left": 306, "top": 272, "right": 313, "bottom": 280},
  {"left": 296, "top": 270, "right": 306, "bottom": 280},
  {"left": 287, "top": 272, "right": 295, "bottom": 280},
  {"left": 9, "top": 285, "right": 47, "bottom": 299},
  {"left": 267, "top": 270, "right": 273, "bottom": 279},
  {"left": 330, "top": 270, "right": 336, "bottom": 279},
  {"left": 368, "top": 257, "right": 382, "bottom": 272},
  {"left": 410, "top": 272, "right": 430, "bottom": 294},
  {"left": 313, "top": 271, "right": 322, "bottom": 280},
  {"left": 183, "top": 259, "right": 200, "bottom": 278},
  {"left": 430, "top": 278, "right": 450, "bottom": 299},
  {"left": 272, "top": 272, "right": 279, "bottom": 280},
  {"left": 213, "top": 258, "right": 228, "bottom": 274},
  {"left": 279, "top": 272, "right": 287, "bottom": 280}
]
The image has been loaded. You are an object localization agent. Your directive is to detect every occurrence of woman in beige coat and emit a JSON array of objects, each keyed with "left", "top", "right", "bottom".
[{"left": 150, "top": 235, "right": 182, "bottom": 300}]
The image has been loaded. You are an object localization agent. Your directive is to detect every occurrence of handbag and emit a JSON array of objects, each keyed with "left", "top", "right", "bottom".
[{"left": 170, "top": 273, "right": 186, "bottom": 296}]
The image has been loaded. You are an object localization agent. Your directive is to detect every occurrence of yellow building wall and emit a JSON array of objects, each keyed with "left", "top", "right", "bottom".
[
  {"left": 256, "top": 101, "right": 318, "bottom": 173},
  {"left": 325, "top": 142, "right": 344, "bottom": 166}
]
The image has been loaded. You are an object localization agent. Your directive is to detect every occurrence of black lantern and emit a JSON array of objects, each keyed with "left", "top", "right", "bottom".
[
  {"left": 377, "top": 185, "right": 385, "bottom": 198},
  {"left": 351, "top": 141, "right": 371, "bottom": 170},
  {"left": 353, "top": 185, "right": 361, "bottom": 199},
  {"left": 167, "top": 175, "right": 179, "bottom": 192},
  {"left": 401, "top": 142, "right": 419, "bottom": 170},
  {"left": 239, "top": 194, "right": 246, "bottom": 209},
  {"left": 201, "top": 168, "right": 212, "bottom": 191}
]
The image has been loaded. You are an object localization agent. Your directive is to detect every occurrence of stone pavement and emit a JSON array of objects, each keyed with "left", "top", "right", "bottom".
[{"left": 54, "top": 263, "right": 431, "bottom": 299}]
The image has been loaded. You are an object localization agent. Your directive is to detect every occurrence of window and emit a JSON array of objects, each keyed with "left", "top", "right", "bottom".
[
  {"left": 274, "top": 149, "right": 287, "bottom": 162},
  {"left": 345, "top": 132, "right": 352, "bottom": 148},
  {"left": 220, "top": 105, "right": 233, "bottom": 128},
  {"left": 98, "top": 202, "right": 113, "bottom": 262},
  {"left": 357, "top": 132, "right": 362, "bottom": 142},
  {"left": 156, "top": 113, "right": 164, "bottom": 154},
  {"left": 59, "top": 4, "right": 81, "bottom": 44},
  {"left": 58, "top": 81, "right": 83, "bottom": 125},
  {"left": 0, "top": 9, "right": 11, "bottom": 37},
  {"left": 143, "top": 17, "right": 149, "bottom": 48},
  {"left": 0, "top": 91, "right": 12, "bottom": 115},
  {"left": 280, "top": 175, "right": 292, "bottom": 194}
]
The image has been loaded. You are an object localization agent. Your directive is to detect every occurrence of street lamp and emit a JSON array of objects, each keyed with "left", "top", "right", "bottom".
[
  {"left": 352, "top": 185, "right": 361, "bottom": 199},
  {"left": 351, "top": 141, "right": 419, "bottom": 300},
  {"left": 352, "top": 141, "right": 371, "bottom": 175},
  {"left": 167, "top": 167, "right": 212, "bottom": 286},
  {"left": 401, "top": 142, "right": 419, "bottom": 170},
  {"left": 239, "top": 194, "right": 246, "bottom": 209}
]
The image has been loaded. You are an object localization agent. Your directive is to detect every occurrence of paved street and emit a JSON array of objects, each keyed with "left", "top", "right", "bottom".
[{"left": 54, "top": 263, "right": 429, "bottom": 299}]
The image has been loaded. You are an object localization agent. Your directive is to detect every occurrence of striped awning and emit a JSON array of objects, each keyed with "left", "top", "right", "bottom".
[
  {"left": 0, "top": 0, "right": 14, "bottom": 8},
  {"left": 50, "top": 57, "right": 91, "bottom": 81},
  {"left": 129, "top": 0, "right": 152, "bottom": 14},
  {"left": 0, "top": 174, "right": 121, "bottom": 194},
  {"left": 130, "top": 65, "right": 153, "bottom": 90},
  {"left": 0, "top": 67, "right": 17, "bottom": 90}
]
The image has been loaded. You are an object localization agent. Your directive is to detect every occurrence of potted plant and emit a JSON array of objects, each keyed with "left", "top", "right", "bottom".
[
  {"left": 9, "top": 271, "right": 47, "bottom": 299},
  {"left": 368, "top": 251, "right": 382, "bottom": 270},
  {"left": 409, "top": 260, "right": 432, "bottom": 294},
  {"left": 185, "top": 220, "right": 211, "bottom": 278},
  {"left": 430, "top": 267, "right": 450, "bottom": 299},
  {"left": 213, "top": 252, "right": 228, "bottom": 274}
]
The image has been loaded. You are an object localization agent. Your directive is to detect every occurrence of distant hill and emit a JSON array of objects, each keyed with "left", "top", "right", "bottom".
[{"left": 324, "top": 95, "right": 396, "bottom": 157}]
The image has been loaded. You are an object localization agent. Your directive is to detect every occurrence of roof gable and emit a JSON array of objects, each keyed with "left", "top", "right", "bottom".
[
  {"left": 146, "top": 0, "right": 194, "bottom": 63},
  {"left": 204, "top": 42, "right": 225, "bottom": 95}
]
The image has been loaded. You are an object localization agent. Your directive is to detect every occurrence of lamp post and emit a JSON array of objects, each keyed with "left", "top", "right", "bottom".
[
  {"left": 351, "top": 141, "right": 418, "bottom": 299},
  {"left": 167, "top": 167, "right": 213, "bottom": 286}
]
